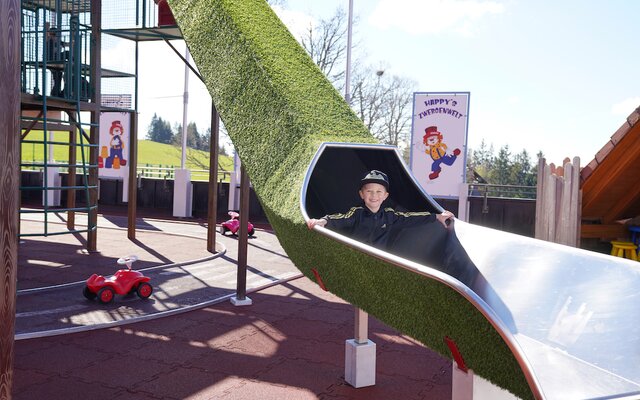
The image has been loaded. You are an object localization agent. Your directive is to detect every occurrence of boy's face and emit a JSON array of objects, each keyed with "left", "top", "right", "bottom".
[{"left": 359, "top": 183, "right": 389, "bottom": 213}]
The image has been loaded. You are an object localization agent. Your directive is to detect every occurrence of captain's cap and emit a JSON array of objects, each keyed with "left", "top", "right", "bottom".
[{"left": 361, "top": 170, "right": 389, "bottom": 190}]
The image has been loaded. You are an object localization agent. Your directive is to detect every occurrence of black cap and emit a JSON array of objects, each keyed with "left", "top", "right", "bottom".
[{"left": 360, "top": 170, "right": 389, "bottom": 190}]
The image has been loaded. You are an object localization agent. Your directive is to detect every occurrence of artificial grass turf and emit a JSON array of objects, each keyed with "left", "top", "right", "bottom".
[{"left": 168, "top": 0, "right": 533, "bottom": 398}]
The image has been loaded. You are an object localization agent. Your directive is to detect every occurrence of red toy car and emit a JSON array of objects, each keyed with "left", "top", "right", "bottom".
[
  {"left": 83, "top": 255, "right": 153, "bottom": 304},
  {"left": 220, "top": 211, "right": 255, "bottom": 236}
]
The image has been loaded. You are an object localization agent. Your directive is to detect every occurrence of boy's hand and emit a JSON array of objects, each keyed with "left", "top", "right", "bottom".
[
  {"left": 307, "top": 218, "right": 327, "bottom": 229},
  {"left": 436, "top": 210, "right": 454, "bottom": 228}
]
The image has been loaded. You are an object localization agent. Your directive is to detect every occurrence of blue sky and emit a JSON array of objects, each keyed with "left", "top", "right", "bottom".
[{"left": 137, "top": 0, "right": 639, "bottom": 166}]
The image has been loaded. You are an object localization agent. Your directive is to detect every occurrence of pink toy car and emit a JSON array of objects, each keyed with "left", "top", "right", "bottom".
[
  {"left": 83, "top": 255, "right": 153, "bottom": 304},
  {"left": 220, "top": 211, "right": 255, "bottom": 236}
]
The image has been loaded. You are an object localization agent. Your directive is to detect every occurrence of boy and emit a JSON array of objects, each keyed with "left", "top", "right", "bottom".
[
  {"left": 306, "top": 170, "right": 454, "bottom": 249},
  {"left": 306, "top": 170, "right": 516, "bottom": 330}
]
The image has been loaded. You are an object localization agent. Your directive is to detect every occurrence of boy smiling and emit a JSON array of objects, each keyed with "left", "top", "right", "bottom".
[{"left": 307, "top": 170, "right": 453, "bottom": 249}]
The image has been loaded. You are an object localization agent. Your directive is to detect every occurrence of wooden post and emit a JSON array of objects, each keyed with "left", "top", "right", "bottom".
[
  {"left": 535, "top": 157, "right": 581, "bottom": 247},
  {"left": 67, "top": 128, "right": 76, "bottom": 230},
  {"left": 87, "top": 0, "right": 102, "bottom": 252},
  {"left": 0, "top": 0, "right": 20, "bottom": 397},
  {"left": 231, "top": 164, "right": 252, "bottom": 306},
  {"left": 237, "top": 165, "right": 249, "bottom": 299},
  {"left": 207, "top": 103, "right": 219, "bottom": 253},
  {"left": 570, "top": 157, "right": 581, "bottom": 247},
  {"left": 534, "top": 157, "right": 545, "bottom": 240},
  {"left": 354, "top": 308, "right": 368, "bottom": 344}
]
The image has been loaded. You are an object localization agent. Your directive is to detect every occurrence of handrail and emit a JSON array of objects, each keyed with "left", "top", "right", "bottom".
[{"left": 469, "top": 183, "right": 537, "bottom": 200}]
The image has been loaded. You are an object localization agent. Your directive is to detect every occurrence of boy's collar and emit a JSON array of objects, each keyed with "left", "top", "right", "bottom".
[{"left": 364, "top": 206, "right": 383, "bottom": 214}]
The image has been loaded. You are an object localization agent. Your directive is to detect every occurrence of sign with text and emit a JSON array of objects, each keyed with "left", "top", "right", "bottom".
[{"left": 410, "top": 92, "right": 469, "bottom": 198}]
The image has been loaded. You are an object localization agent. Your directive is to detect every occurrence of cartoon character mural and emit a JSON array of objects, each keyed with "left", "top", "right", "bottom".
[
  {"left": 410, "top": 92, "right": 469, "bottom": 198},
  {"left": 104, "top": 120, "right": 127, "bottom": 169},
  {"left": 99, "top": 112, "right": 131, "bottom": 202},
  {"left": 423, "top": 126, "right": 460, "bottom": 180}
]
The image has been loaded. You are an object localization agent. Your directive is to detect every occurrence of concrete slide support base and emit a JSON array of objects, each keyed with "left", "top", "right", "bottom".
[{"left": 345, "top": 339, "right": 376, "bottom": 388}]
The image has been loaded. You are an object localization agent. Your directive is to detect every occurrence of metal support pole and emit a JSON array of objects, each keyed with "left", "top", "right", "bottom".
[
  {"left": 231, "top": 164, "right": 252, "bottom": 306},
  {"left": 344, "top": 0, "right": 353, "bottom": 104},
  {"left": 458, "top": 183, "right": 469, "bottom": 222},
  {"left": 354, "top": 308, "right": 368, "bottom": 344},
  {"left": 181, "top": 46, "right": 189, "bottom": 169}
]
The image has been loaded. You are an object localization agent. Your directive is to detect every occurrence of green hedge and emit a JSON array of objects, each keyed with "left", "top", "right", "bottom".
[{"left": 168, "top": 0, "right": 532, "bottom": 398}]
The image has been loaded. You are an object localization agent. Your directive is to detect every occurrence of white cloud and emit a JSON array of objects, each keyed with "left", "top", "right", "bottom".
[
  {"left": 369, "top": 0, "right": 505, "bottom": 36},
  {"left": 271, "top": 5, "right": 315, "bottom": 40},
  {"left": 611, "top": 97, "right": 640, "bottom": 116}
]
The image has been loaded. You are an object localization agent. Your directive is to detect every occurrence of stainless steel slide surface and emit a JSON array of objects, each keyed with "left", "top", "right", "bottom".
[
  {"left": 458, "top": 221, "right": 640, "bottom": 400},
  {"left": 303, "top": 143, "right": 640, "bottom": 400}
]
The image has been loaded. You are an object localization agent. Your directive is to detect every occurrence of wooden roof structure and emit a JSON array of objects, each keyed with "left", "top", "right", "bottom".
[{"left": 580, "top": 106, "right": 640, "bottom": 239}]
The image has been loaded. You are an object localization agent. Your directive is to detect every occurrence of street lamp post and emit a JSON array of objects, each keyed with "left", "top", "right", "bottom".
[
  {"left": 344, "top": 0, "right": 353, "bottom": 104},
  {"left": 343, "top": 0, "right": 377, "bottom": 389}
]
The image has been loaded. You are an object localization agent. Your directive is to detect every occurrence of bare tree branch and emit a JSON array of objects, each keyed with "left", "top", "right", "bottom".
[
  {"left": 378, "top": 76, "right": 415, "bottom": 146},
  {"left": 295, "top": 6, "right": 416, "bottom": 148},
  {"left": 300, "top": 8, "right": 348, "bottom": 87}
]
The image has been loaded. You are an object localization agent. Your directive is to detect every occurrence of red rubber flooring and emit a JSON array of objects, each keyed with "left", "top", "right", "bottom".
[{"left": 12, "top": 214, "right": 453, "bottom": 400}]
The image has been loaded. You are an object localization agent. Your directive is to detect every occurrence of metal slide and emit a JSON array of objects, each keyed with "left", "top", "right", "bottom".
[
  {"left": 169, "top": 0, "right": 638, "bottom": 396},
  {"left": 302, "top": 143, "right": 640, "bottom": 400}
]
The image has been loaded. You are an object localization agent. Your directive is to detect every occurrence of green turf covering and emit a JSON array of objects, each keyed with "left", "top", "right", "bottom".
[{"left": 168, "top": 0, "right": 533, "bottom": 398}]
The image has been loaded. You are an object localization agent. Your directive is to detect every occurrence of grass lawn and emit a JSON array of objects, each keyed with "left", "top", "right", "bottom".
[{"left": 21, "top": 131, "right": 233, "bottom": 181}]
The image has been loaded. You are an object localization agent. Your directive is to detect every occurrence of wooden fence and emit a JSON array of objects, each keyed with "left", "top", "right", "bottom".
[{"left": 535, "top": 157, "right": 581, "bottom": 246}]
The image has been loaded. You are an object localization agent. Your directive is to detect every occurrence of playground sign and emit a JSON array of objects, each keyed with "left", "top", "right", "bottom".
[
  {"left": 99, "top": 112, "right": 130, "bottom": 200},
  {"left": 410, "top": 92, "right": 469, "bottom": 198}
]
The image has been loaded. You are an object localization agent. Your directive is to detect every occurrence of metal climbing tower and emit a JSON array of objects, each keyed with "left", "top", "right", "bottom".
[{"left": 19, "top": 0, "right": 190, "bottom": 250}]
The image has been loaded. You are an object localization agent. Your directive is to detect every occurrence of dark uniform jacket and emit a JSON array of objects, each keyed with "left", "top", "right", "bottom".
[{"left": 323, "top": 206, "right": 435, "bottom": 250}]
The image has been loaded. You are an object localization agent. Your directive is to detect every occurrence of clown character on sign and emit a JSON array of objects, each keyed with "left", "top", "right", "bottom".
[
  {"left": 423, "top": 126, "right": 460, "bottom": 180},
  {"left": 105, "top": 120, "right": 127, "bottom": 169}
]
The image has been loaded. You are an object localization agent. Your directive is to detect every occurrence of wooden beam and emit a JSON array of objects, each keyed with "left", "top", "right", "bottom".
[
  {"left": 236, "top": 165, "right": 250, "bottom": 300},
  {"left": 0, "top": 0, "right": 20, "bottom": 398},
  {"left": 582, "top": 125, "right": 640, "bottom": 213},
  {"left": 20, "top": 92, "right": 101, "bottom": 112},
  {"left": 67, "top": 130, "right": 76, "bottom": 230},
  {"left": 87, "top": 0, "right": 102, "bottom": 252},
  {"left": 20, "top": 120, "right": 72, "bottom": 133},
  {"left": 580, "top": 224, "right": 627, "bottom": 240},
  {"left": 207, "top": 103, "right": 220, "bottom": 253},
  {"left": 602, "top": 174, "right": 640, "bottom": 223}
]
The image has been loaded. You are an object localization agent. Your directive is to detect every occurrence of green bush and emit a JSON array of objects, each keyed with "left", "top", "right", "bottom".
[{"left": 168, "top": 0, "right": 532, "bottom": 398}]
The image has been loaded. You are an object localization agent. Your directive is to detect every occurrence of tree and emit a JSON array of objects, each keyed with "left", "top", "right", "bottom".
[
  {"left": 467, "top": 139, "right": 494, "bottom": 183},
  {"left": 377, "top": 75, "right": 415, "bottom": 146},
  {"left": 147, "top": 113, "right": 174, "bottom": 144},
  {"left": 466, "top": 141, "right": 542, "bottom": 189},
  {"left": 489, "top": 145, "right": 512, "bottom": 185},
  {"left": 510, "top": 149, "right": 534, "bottom": 186},
  {"left": 173, "top": 122, "right": 204, "bottom": 150},
  {"left": 351, "top": 66, "right": 388, "bottom": 135},
  {"left": 300, "top": 7, "right": 349, "bottom": 89},
  {"left": 296, "top": 7, "right": 416, "bottom": 149},
  {"left": 204, "top": 127, "right": 228, "bottom": 156}
]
